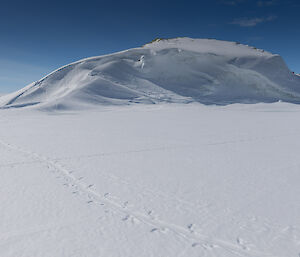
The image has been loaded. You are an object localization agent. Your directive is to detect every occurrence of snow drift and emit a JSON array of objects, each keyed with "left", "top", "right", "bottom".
[{"left": 1, "top": 38, "right": 300, "bottom": 110}]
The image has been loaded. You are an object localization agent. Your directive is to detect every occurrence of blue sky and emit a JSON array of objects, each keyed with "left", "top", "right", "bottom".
[{"left": 0, "top": 0, "right": 299, "bottom": 92}]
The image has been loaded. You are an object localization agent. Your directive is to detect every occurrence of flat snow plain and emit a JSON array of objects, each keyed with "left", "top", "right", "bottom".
[{"left": 0, "top": 103, "right": 300, "bottom": 257}]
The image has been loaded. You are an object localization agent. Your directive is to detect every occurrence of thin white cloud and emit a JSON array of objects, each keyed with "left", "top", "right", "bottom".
[
  {"left": 257, "top": 0, "right": 278, "bottom": 7},
  {"left": 221, "top": 0, "right": 247, "bottom": 5},
  {"left": 230, "top": 15, "right": 277, "bottom": 27}
]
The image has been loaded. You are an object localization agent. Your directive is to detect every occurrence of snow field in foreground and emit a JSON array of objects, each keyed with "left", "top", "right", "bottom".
[{"left": 0, "top": 103, "right": 300, "bottom": 256}]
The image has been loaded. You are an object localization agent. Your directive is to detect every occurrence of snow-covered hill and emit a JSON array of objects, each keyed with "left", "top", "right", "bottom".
[{"left": 1, "top": 38, "right": 300, "bottom": 110}]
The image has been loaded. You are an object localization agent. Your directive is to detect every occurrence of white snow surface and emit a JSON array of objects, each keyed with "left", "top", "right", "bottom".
[
  {"left": 1, "top": 103, "right": 300, "bottom": 257},
  {"left": 1, "top": 38, "right": 300, "bottom": 110},
  {"left": 1, "top": 38, "right": 300, "bottom": 257}
]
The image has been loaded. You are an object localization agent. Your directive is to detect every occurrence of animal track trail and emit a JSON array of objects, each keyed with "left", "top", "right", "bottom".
[
  {"left": 75, "top": 164, "right": 211, "bottom": 216},
  {"left": 0, "top": 139, "right": 280, "bottom": 257}
]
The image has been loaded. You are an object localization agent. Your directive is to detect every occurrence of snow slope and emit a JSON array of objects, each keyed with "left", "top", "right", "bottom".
[
  {"left": 1, "top": 38, "right": 300, "bottom": 110},
  {"left": 1, "top": 103, "right": 300, "bottom": 257}
]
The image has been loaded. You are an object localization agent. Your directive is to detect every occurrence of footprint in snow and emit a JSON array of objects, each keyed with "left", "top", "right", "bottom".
[
  {"left": 147, "top": 210, "right": 158, "bottom": 220},
  {"left": 187, "top": 223, "right": 195, "bottom": 233},
  {"left": 192, "top": 243, "right": 217, "bottom": 250},
  {"left": 150, "top": 227, "right": 168, "bottom": 233},
  {"left": 122, "top": 215, "right": 130, "bottom": 221}
]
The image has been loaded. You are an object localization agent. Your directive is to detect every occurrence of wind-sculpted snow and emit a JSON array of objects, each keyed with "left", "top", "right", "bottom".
[{"left": 1, "top": 38, "right": 300, "bottom": 110}]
